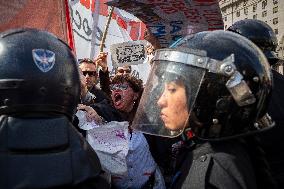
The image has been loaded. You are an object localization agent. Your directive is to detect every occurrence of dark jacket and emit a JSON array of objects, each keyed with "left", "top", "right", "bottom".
[
  {"left": 172, "top": 140, "right": 257, "bottom": 189},
  {"left": 260, "top": 69, "right": 284, "bottom": 188},
  {"left": 99, "top": 69, "right": 111, "bottom": 98},
  {"left": 144, "top": 134, "right": 182, "bottom": 186},
  {"left": 90, "top": 69, "right": 111, "bottom": 104},
  {"left": 74, "top": 100, "right": 124, "bottom": 137},
  {"left": 90, "top": 86, "right": 110, "bottom": 104},
  {"left": 91, "top": 100, "right": 124, "bottom": 123},
  {"left": 0, "top": 115, "right": 110, "bottom": 189}
]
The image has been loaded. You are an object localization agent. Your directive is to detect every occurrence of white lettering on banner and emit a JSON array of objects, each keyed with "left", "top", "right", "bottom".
[{"left": 110, "top": 40, "right": 147, "bottom": 67}]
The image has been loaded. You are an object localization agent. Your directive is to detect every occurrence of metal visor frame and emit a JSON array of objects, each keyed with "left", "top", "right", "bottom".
[{"left": 132, "top": 48, "right": 256, "bottom": 137}]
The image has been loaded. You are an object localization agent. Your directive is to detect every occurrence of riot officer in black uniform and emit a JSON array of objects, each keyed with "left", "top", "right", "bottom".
[
  {"left": 0, "top": 28, "right": 110, "bottom": 189},
  {"left": 132, "top": 30, "right": 275, "bottom": 188},
  {"left": 228, "top": 19, "right": 284, "bottom": 189}
]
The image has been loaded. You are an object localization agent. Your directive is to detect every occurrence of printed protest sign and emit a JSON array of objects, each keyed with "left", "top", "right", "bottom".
[{"left": 110, "top": 40, "right": 147, "bottom": 67}]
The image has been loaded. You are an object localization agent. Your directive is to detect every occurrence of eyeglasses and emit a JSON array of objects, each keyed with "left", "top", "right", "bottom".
[
  {"left": 82, "top": 71, "right": 97, "bottom": 77},
  {"left": 110, "top": 84, "right": 129, "bottom": 91},
  {"left": 117, "top": 69, "right": 131, "bottom": 74}
]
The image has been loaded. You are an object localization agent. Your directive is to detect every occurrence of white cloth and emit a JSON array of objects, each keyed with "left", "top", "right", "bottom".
[
  {"left": 76, "top": 112, "right": 165, "bottom": 188},
  {"left": 75, "top": 110, "right": 100, "bottom": 130},
  {"left": 76, "top": 111, "right": 129, "bottom": 175},
  {"left": 112, "top": 131, "right": 165, "bottom": 189},
  {"left": 87, "top": 121, "right": 129, "bottom": 176}
]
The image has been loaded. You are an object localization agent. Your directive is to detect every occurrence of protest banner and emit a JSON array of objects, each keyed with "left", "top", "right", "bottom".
[
  {"left": 110, "top": 40, "right": 148, "bottom": 67},
  {"left": 69, "top": 0, "right": 223, "bottom": 82},
  {"left": 68, "top": 0, "right": 145, "bottom": 60},
  {"left": 0, "top": 0, "right": 224, "bottom": 83},
  {"left": 107, "top": 0, "right": 224, "bottom": 48},
  {"left": 68, "top": 0, "right": 150, "bottom": 81}
]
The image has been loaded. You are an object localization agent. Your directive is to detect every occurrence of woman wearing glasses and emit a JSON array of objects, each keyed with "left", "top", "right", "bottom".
[{"left": 77, "top": 74, "right": 165, "bottom": 189}]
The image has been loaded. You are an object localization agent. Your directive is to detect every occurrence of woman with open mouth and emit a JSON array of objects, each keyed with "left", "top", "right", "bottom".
[{"left": 77, "top": 74, "right": 165, "bottom": 189}]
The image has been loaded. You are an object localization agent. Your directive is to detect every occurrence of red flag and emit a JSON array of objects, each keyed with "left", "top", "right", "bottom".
[{"left": 0, "top": 0, "right": 74, "bottom": 49}]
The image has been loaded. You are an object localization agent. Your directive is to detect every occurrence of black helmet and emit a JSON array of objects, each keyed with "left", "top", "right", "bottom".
[
  {"left": 227, "top": 19, "right": 282, "bottom": 65},
  {"left": 0, "top": 28, "right": 80, "bottom": 119},
  {"left": 132, "top": 30, "right": 273, "bottom": 140}
]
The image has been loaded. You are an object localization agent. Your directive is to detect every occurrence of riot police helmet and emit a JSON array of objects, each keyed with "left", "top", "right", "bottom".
[
  {"left": 0, "top": 28, "right": 80, "bottom": 119},
  {"left": 228, "top": 19, "right": 282, "bottom": 65},
  {"left": 132, "top": 30, "right": 274, "bottom": 140}
]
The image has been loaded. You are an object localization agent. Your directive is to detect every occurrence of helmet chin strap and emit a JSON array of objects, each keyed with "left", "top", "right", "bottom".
[
  {"left": 182, "top": 114, "right": 196, "bottom": 139},
  {"left": 168, "top": 114, "right": 195, "bottom": 139}
]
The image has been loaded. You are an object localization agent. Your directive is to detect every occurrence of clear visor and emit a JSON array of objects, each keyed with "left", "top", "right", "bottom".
[{"left": 132, "top": 53, "right": 206, "bottom": 137}]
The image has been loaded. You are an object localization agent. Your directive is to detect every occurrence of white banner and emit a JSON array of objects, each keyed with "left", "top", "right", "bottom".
[{"left": 68, "top": 0, "right": 150, "bottom": 82}]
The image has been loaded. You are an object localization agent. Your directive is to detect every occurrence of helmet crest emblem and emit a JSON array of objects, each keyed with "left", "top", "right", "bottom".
[{"left": 32, "top": 49, "right": 55, "bottom": 72}]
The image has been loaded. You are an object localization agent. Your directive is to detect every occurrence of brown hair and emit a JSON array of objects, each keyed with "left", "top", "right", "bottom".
[
  {"left": 79, "top": 58, "right": 95, "bottom": 65},
  {"left": 111, "top": 75, "right": 143, "bottom": 124}
]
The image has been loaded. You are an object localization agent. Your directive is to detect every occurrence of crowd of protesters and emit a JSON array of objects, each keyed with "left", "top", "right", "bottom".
[{"left": 0, "top": 19, "right": 284, "bottom": 189}]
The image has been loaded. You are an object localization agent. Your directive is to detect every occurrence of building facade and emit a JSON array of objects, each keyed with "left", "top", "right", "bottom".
[{"left": 219, "top": 0, "right": 284, "bottom": 73}]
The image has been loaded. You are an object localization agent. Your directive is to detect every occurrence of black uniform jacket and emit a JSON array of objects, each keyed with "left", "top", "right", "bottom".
[
  {"left": 260, "top": 69, "right": 284, "bottom": 188},
  {"left": 172, "top": 140, "right": 257, "bottom": 189},
  {"left": 0, "top": 115, "right": 110, "bottom": 189}
]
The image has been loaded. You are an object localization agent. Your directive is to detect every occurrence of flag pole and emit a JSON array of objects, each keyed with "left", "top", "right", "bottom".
[{"left": 99, "top": 6, "right": 114, "bottom": 52}]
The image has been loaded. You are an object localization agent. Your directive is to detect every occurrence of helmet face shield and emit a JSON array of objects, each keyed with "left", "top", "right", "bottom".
[
  {"left": 133, "top": 47, "right": 258, "bottom": 138},
  {"left": 132, "top": 49, "right": 207, "bottom": 137}
]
